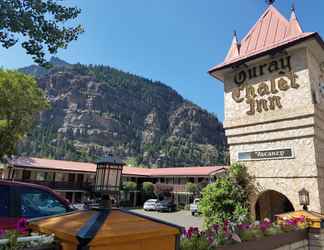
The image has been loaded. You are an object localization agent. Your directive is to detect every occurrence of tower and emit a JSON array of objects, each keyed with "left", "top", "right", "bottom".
[{"left": 209, "top": 4, "right": 324, "bottom": 219}]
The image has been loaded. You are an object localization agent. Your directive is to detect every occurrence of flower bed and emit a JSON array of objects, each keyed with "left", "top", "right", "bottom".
[
  {"left": 0, "top": 218, "right": 57, "bottom": 250},
  {"left": 180, "top": 216, "right": 309, "bottom": 250},
  {"left": 216, "top": 229, "right": 307, "bottom": 250}
]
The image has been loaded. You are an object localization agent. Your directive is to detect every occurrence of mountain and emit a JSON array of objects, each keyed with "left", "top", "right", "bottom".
[{"left": 17, "top": 58, "right": 227, "bottom": 167}]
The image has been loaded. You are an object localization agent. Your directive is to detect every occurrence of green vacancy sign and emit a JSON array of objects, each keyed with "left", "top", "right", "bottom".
[{"left": 238, "top": 148, "right": 294, "bottom": 161}]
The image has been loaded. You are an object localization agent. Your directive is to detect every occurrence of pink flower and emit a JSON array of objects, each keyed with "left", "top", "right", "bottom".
[
  {"left": 297, "top": 216, "right": 305, "bottom": 223},
  {"left": 212, "top": 224, "right": 219, "bottom": 232},
  {"left": 260, "top": 222, "right": 270, "bottom": 232},
  {"left": 192, "top": 227, "right": 199, "bottom": 235},
  {"left": 16, "top": 218, "right": 28, "bottom": 234},
  {"left": 238, "top": 223, "right": 250, "bottom": 230},
  {"left": 0, "top": 229, "right": 5, "bottom": 237},
  {"left": 187, "top": 227, "right": 193, "bottom": 238}
]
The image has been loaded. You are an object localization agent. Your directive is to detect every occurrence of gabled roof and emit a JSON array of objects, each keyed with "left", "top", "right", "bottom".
[
  {"left": 8, "top": 157, "right": 227, "bottom": 177},
  {"left": 209, "top": 4, "right": 318, "bottom": 80}
]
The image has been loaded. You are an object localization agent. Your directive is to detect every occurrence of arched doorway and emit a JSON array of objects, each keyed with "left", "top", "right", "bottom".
[{"left": 255, "top": 190, "right": 294, "bottom": 221}]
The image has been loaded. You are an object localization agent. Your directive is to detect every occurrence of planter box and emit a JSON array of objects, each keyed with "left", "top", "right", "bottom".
[
  {"left": 217, "top": 230, "right": 308, "bottom": 250},
  {"left": 23, "top": 243, "right": 60, "bottom": 250}
]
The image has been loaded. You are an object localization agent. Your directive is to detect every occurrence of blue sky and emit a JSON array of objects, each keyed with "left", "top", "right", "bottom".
[{"left": 1, "top": 0, "right": 324, "bottom": 121}]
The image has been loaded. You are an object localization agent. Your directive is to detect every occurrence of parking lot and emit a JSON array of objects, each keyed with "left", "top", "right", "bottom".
[{"left": 129, "top": 209, "right": 204, "bottom": 229}]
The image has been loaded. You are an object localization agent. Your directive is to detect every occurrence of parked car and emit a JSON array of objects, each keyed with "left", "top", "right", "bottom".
[
  {"left": 190, "top": 198, "right": 200, "bottom": 216},
  {"left": 143, "top": 199, "right": 158, "bottom": 211},
  {"left": 156, "top": 200, "right": 176, "bottom": 212},
  {"left": 0, "top": 180, "right": 73, "bottom": 230}
]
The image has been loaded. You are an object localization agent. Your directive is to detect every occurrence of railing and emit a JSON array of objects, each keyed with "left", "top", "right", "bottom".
[
  {"left": 10, "top": 179, "right": 93, "bottom": 191},
  {"left": 170, "top": 184, "right": 187, "bottom": 193}
]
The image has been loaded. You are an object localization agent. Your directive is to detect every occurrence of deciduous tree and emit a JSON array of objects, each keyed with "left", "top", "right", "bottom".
[
  {"left": 198, "top": 164, "right": 252, "bottom": 228},
  {"left": 0, "top": 0, "right": 83, "bottom": 66},
  {"left": 0, "top": 70, "right": 49, "bottom": 159}
]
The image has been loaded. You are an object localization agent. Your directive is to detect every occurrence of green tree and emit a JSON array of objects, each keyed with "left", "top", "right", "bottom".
[
  {"left": 185, "top": 182, "right": 198, "bottom": 194},
  {"left": 125, "top": 157, "right": 140, "bottom": 167},
  {"left": 0, "top": 70, "right": 49, "bottom": 160},
  {"left": 0, "top": 0, "right": 83, "bottom": 66},
  {"left": 198, "top": 164, "right": 252, "bottom": 228},
  {"left": 154, "top": 183, "right": 174, "bottom": 200},
  {"left": 142, "top": 182, "right": 154, "bottom": 194}
]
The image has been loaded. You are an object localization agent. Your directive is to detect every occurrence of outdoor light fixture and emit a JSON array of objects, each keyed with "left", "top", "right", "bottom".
[
  {"left": 95, "top": 154, "right": 124, "bottom": 209},
  {"left": 299, "top": 188, "right": 310, "bottom": 211}
]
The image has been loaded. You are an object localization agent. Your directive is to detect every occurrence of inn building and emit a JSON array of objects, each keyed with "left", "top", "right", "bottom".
[
  {"left": 209, "top": 3, "right": 324, "bottom": 219},
  {"left": 2, "top": 157, "right": 226, "bottom": 204}
]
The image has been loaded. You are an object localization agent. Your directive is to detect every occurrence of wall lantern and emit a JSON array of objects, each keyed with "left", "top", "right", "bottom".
[
  {"left": 298, "top": 188, "right": 310, "bottom": 211},
  {"left": 95, "top": 154, "right": 124, "bottom": 209}
]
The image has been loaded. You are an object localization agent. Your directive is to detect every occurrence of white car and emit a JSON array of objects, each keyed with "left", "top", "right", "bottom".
[
  {"left": 190, "top": 198, "right": 200, "bottom": 216},
  {"left": 143, "top": 199, "right": 158, "bottom": 211}
]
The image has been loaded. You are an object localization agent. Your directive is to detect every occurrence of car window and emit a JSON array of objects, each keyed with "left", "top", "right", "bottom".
[
  {"left": 19, "top": 187, "right": 67, "bottom": 218},
  {"left": 0, "top": 185, "right": 9, "bottom": 217}
]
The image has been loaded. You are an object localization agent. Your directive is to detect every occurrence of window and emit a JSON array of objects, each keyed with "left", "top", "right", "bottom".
[
  {"left": 0, "top": 185, "right": 9, "bottom": 217},
  {"left": 36, "top": 172, "right": 46, "bottom": 181},
  {"left": 19, "top": 188, "right": 67, "bottom": 218}
]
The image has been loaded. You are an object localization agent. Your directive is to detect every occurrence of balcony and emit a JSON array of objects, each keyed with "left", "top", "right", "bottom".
[
  {"left": 12, "top": 179, "right": 93, "bottom": 191},
  {"left": 170, "top": 184, "right": 187, "bottom": 193}
]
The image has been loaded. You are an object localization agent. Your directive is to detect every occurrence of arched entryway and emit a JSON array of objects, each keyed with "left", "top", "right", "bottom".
[{"left": 255, "top": 190, "right": 294, "bottom": 221}]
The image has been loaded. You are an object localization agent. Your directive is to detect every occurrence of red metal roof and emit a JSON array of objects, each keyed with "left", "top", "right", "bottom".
[
  {"left": 9, "top": 157, "right": 96, "bottom": 173},
  {"left": 8, "top": 157, "right": 227, "bottom": 177},
  {"left": 209, "top": 5, "right": 316, "bottom": 78}
]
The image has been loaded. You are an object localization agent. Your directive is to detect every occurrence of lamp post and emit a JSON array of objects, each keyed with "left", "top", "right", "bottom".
[
  {"left": 94, "top": 154, "right": 124, "bottom": 209},
  {"left": 298, "top": 188, "right": 310, "bottom": 211}
]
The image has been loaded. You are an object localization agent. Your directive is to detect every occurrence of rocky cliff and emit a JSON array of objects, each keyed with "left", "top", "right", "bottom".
[{"left": 17, "top": 58, "right": 227, "bottom": 167}]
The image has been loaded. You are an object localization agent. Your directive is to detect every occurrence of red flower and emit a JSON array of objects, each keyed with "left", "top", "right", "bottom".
[
  {"left": 16, "top": 218, "right": 28, "bottom": 234},
  {"left": 212, "top": 224, "right": 219, "bottom": 232},
  {"left": 223, "top": 220, "right": 229, "bottom": 234}
]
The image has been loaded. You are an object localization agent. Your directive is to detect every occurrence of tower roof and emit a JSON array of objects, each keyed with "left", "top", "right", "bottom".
[{"left": 209, "top": 4, "right": 319, "bottom": 80}]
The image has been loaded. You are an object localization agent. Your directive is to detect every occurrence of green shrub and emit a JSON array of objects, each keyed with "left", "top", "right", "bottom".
[
  {"left": 263, "top": 225, "right": 283, "bottom": 236},
  {"left": 122, "top": 181, "right": 137, "bottom": 192},
  {"left": 198, "top": 163, "right": 251, "bottom": 228},
  {"left": 180, "top": 236, "right": 209, "bottom": 250},
  {"left": 142, "top": 182, "right": 154, "bottom": 194},
  {"left": 185, "top": 182, "right": 198, "bottom": 193},
  {"left": 239, "top": 227, "right": 263, "bottom": 241}
]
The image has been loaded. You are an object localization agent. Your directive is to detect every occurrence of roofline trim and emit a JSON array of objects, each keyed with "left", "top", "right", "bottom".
[
  {"left": 10, "top": 165, "right": 96, "bottom": 174},
  {"left": 208, "top": 32, "right": 324, "bottom": 80}
]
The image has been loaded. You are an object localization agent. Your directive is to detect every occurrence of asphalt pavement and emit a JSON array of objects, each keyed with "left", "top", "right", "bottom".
[{"left": 129, "top": 209, "right": 204, "bottom": 229}]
